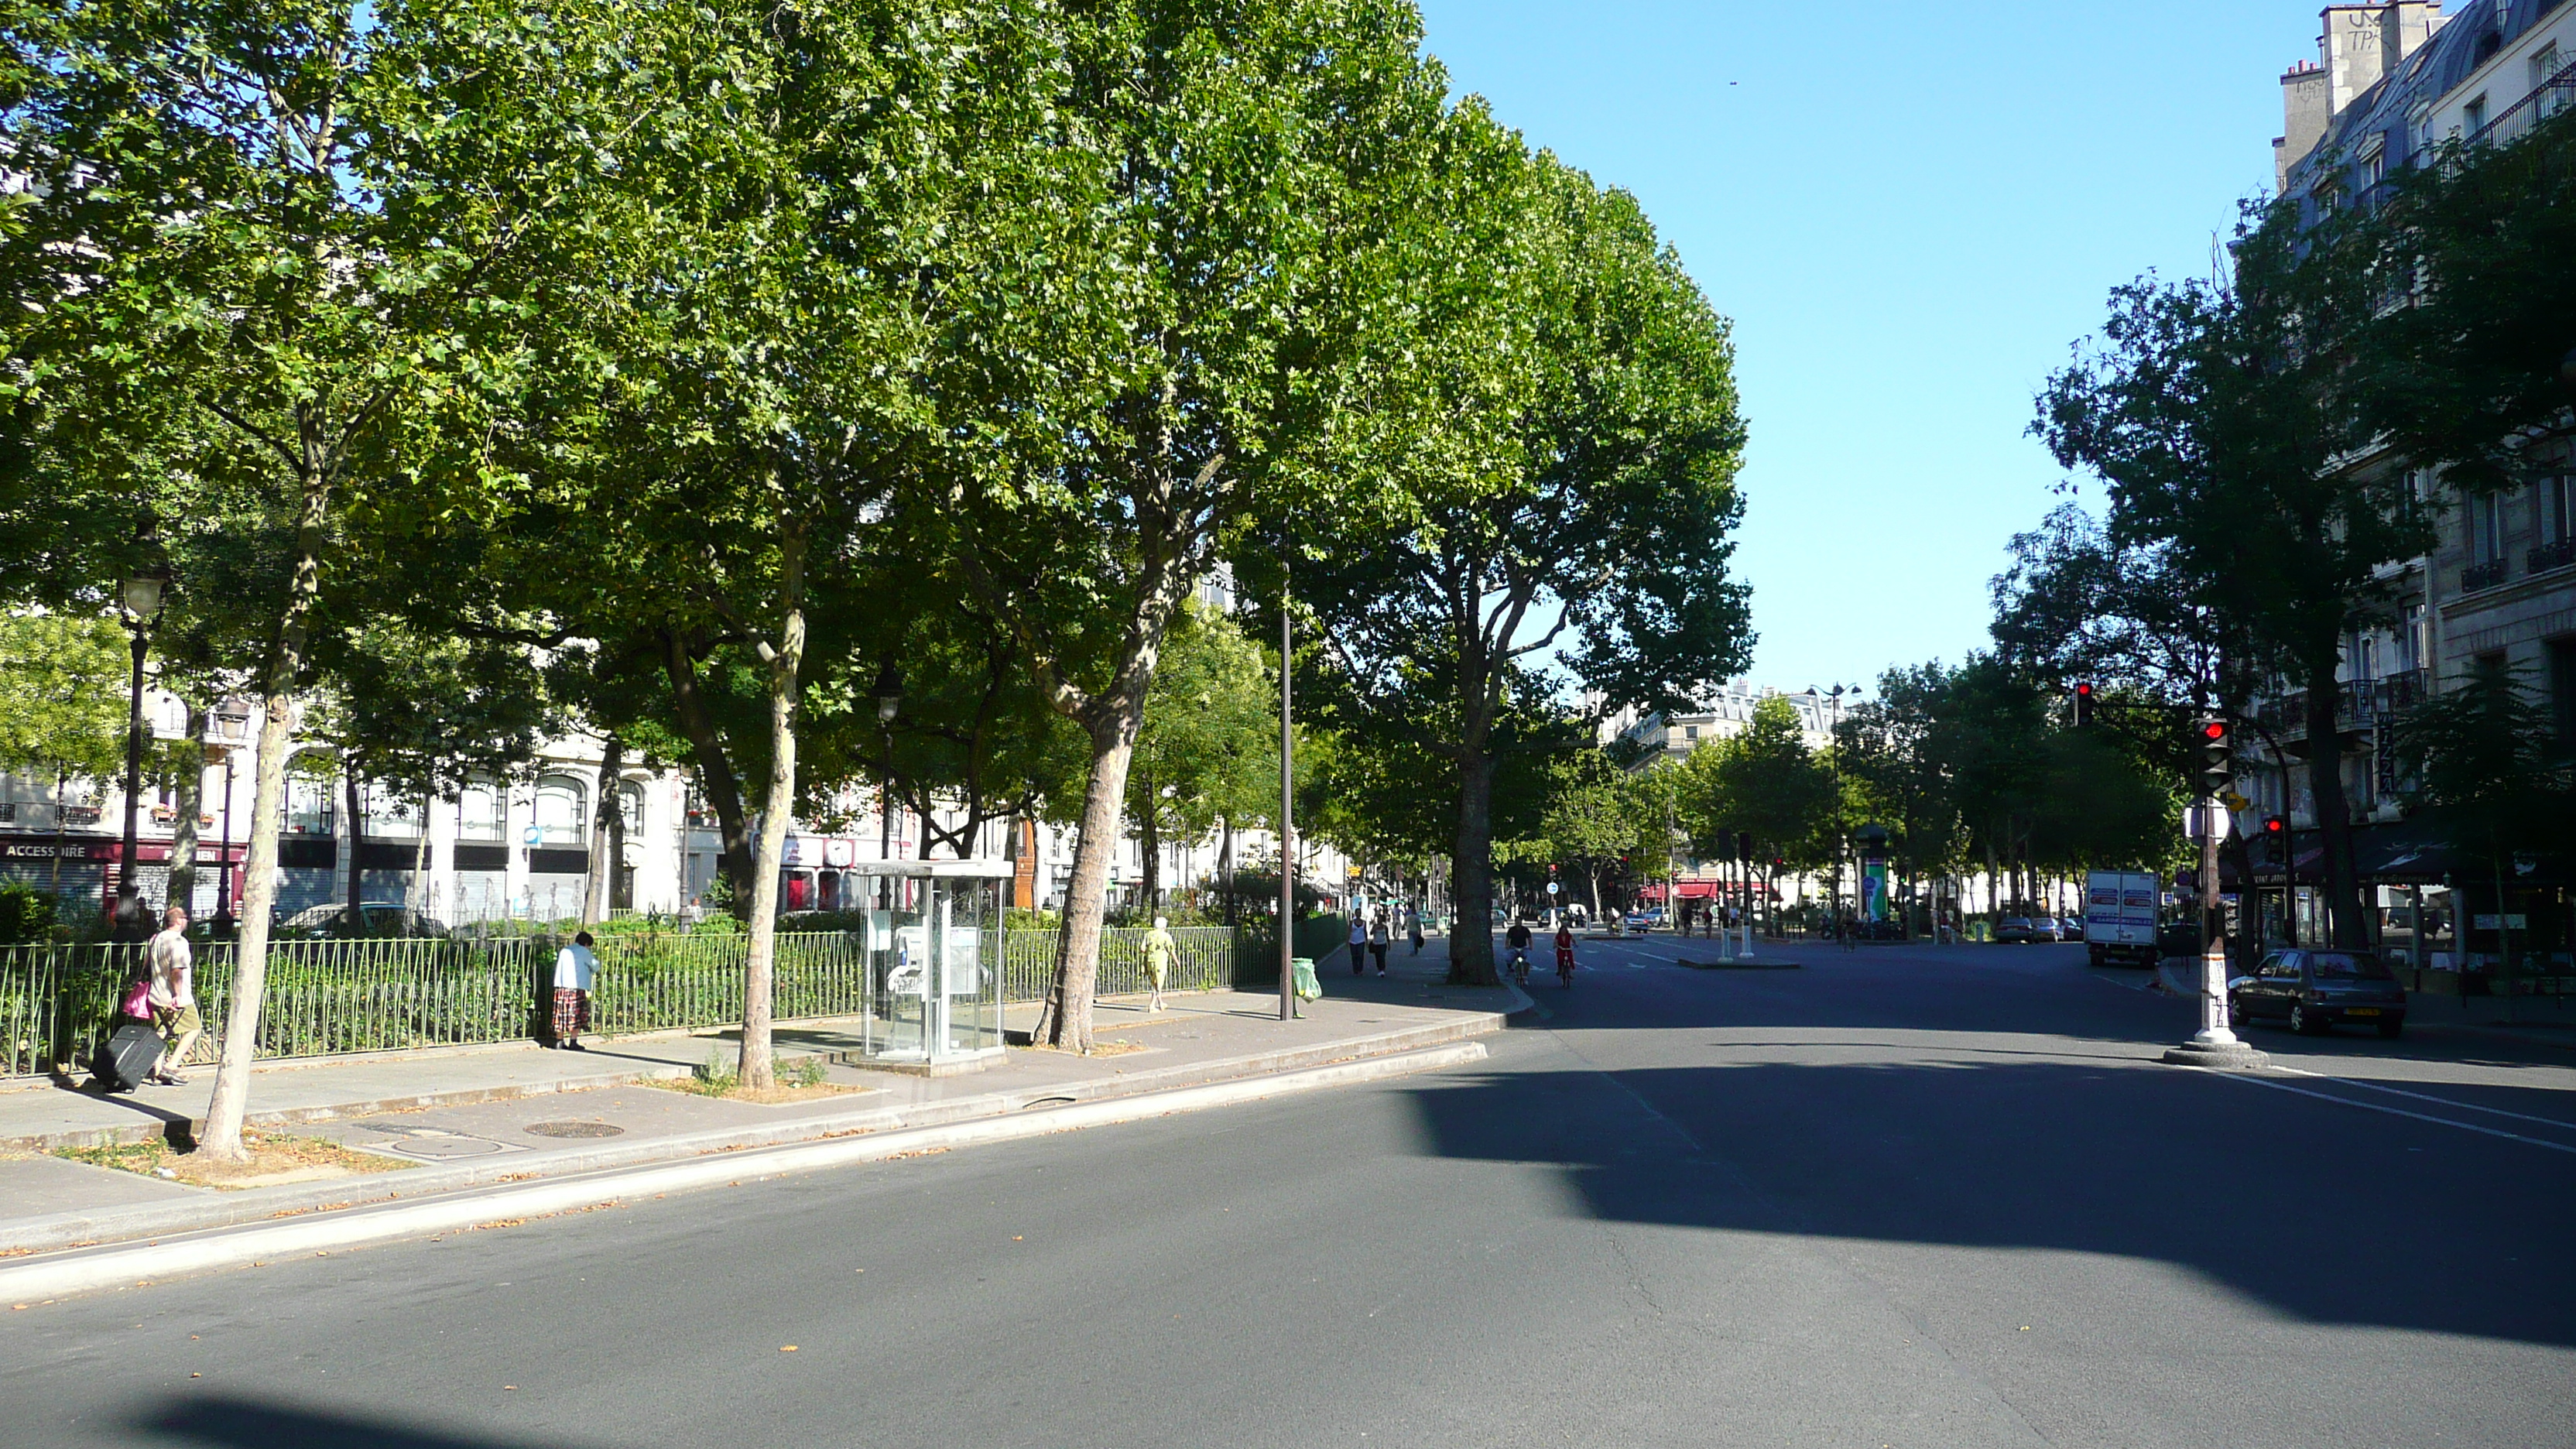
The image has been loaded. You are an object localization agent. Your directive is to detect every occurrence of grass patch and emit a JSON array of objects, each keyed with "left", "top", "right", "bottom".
[
  {"left": 53, "top": 1133, "right": 416, "bottom": 1190},
  {"left": 638, "top": 1049, "right": 863, "bottom": 1104}
]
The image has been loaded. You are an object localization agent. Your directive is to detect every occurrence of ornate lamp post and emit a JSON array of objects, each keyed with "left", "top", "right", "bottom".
[{"left": 114, "top": 567, "right": 169, "bottom": 937}]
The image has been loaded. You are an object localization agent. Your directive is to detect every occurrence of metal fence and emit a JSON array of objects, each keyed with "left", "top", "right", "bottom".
[{"left": 0, "top": 920, "right": 1349, "bottom": 1079}]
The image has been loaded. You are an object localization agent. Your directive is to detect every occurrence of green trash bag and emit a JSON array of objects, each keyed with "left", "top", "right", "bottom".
[{"left": 1292, "top": 957, "right": 1323, "bottom": 1002}]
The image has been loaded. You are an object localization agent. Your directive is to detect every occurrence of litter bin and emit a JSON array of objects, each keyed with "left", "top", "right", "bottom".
[{"left": 1291, "top": 957, "right": 1321, "bottom": 1016}]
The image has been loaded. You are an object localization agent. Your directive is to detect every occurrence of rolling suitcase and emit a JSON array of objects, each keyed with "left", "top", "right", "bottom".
[{"left": 94, "top": 1020, "right": 164, "bottom": 1092}]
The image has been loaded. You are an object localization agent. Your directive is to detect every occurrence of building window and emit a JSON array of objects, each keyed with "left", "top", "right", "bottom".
[
  {"left": 1684, "top": 725, "right": 1699, "bottom": 741},
  {"left": 617, "top": 780, "right": 646, "bottom": 834},
  {"left": 2533, "top": 474, "right": 2576, "bottom": 574},
  {"left": 283, "top": 759, "right": 335, "bottom": 836},
  {"left": 533, "top": 773, "right": 588, "bottom": 845},
  {"left": 457, "top": 779, "right": 506, "bottom": 841},
  {"left": 2464, "top": 94, "right": 2489, "bottom": 139},
  {"left": 2464, "top": 492, "right": 2510, "bottom": 590}
]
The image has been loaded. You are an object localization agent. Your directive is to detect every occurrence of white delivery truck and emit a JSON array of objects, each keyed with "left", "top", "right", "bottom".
[{"left": 2083, "top": 869, "right": 2161, "bottom": 968}]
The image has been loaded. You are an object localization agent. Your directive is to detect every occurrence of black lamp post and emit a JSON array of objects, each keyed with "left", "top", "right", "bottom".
[
  {"left": 872, "top": 662, "right": 903, "bottom": 875},
  {"left": 114, "top": 567, "right": 168, "bottom": 937}
]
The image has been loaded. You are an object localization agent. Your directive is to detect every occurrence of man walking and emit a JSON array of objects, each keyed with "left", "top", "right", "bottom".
[
  {"left": 551, "top": 930, "right": 598, "bottom": 1050},
  {"left": 1348, "top": 913, "right": 1368, "bottom": 975},
  {"left": 147, "top": 906, "right": 200, "bottom": 1086}
]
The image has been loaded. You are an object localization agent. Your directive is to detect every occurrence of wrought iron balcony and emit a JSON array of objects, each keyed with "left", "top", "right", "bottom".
[
  {"left": 2462, "top": 558, "right": 2509, "bottom": 592},
  {"left": 2248, "top": 670, "right": 2428, "bottom": 742},
  {"left": 2530, "top": 537, "right": 2576, "bottom": 575}
]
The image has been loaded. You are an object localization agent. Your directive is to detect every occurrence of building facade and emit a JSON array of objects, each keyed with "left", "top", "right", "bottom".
[{"left": 2249, "top": 0, "right": 2576, "bottom": 967}]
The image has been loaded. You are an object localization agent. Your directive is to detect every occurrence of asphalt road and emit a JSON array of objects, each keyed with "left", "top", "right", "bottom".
[{"left": 9, "top": 936, "right": 2575, "bottom": 1448}]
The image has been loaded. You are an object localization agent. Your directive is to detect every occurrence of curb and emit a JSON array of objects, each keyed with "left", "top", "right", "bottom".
[
  {"left": 0, "top": 1040, "right": 1488, "bottom": 1305},
  {"left": 2, "top": 1009, "right": 1505, "bottom": 1256}
]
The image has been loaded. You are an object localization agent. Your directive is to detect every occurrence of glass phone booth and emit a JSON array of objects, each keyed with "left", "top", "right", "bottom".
[{"left": 847, "top": 858, "right": 1008, "bottom": 1071}]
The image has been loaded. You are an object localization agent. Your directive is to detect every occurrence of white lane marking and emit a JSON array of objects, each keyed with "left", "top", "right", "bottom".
[
  {"left": 2271, "top": 1066, "right": 2576, "bottom": 1132},
  {"left": 2192, "top": 1070, "right": 2576, "bottom": 1155}
]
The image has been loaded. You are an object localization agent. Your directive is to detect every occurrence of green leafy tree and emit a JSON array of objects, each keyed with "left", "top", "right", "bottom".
[
  {"left": 935, "top": 0, "right": 1443, "bottom": 1049},
  {"left": 1533, "top": 752, "right": 1662, "bottom": 918},
  {"left": 2036, "top": 215, "right": 2424, "bottom": 949},
  {"left": 1282, "top": 121, "right": 1751, "bottom": 986},
  {"left": 0, "top": 614, "right": 128, "bottom": 899},
  {"left": 2, "top": 0, "right": 559, "bottom": 1156},
  {"left": 1126, "top": 605, "right": 1280, "bottom": 908}
]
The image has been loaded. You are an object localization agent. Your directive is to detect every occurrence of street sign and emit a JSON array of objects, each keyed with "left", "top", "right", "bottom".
[
  {"left": 522, "top": 826, "right": 543, "bottom": 846},
  {"left": 1546, "top": 882, "right": 1560, "bottom": 894},
  {"left": 2182, "top": 805, "right": 2232, "bottom": 841},
  {"left": 2221, "top": 790, "right": 2250, "bottom": 811}
]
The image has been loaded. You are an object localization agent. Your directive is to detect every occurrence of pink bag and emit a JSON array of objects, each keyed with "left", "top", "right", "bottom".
[{"left": 121, "top": 978, "right": 154, "bottom": 1021}]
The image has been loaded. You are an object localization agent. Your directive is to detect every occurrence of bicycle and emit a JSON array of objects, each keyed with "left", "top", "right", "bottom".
[
  {"left": 1509, "top": 947, "right": 1531, "bottom": 988},
  {"left": 1557, "top": 951, "right": 1574, "bottom": 988}
]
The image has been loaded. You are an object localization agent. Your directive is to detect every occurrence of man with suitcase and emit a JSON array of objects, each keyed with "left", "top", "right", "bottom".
[{"left": 146, "top": 905, "right": 200, "bottom": 1085}]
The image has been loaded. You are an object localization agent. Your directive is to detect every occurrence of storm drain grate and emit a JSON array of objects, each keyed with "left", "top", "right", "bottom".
[{"left": 524, "top": 1121, "right": 626, "bottom": 1139}]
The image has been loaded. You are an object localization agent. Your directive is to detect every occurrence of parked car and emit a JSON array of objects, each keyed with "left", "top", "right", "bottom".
[
  {"left": 2228, "top": 949, "right": 2406, "bottom": 1038},
  {"left": 1622, "top": 908, "right": 1664, "bottom": 933},
  {"left": 1995, "top": 916, "right": 2038, "bottom": 944},
  {"left": 2026, "top": 916, "right": 2062, "bottom": 941},
  {"left": 279, "top": 902, "right": 450, "bottom": 939}
]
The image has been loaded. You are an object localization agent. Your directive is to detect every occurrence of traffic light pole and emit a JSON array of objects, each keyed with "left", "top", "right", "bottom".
[{"left": 2164, "top": 719, "right": 2267, "bottom": 1070}]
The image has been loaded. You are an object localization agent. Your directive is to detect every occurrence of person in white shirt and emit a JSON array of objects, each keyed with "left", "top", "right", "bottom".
[
  {"left": 147, "top": 906, "right": 200, "bottom": 1085},
  {"left": 551, "top": 930, "right": 598, "bottom": 1050}
]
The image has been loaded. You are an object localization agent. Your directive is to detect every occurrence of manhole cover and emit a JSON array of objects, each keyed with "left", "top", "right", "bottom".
[
  {"left": 524, "top": 1121, "right": 625, "bottom": 1139},
  {"left": 379, "top": 1134, "right": 512, "bottom": 1160}
]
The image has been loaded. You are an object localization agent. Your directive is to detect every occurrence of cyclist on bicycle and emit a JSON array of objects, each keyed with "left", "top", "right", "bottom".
[
  {"left": 1553, "top": 923, "right": 1576, "bottom": 987},
  {"left": 1505, "top": 918, "right": 1533, "bottom": 984}
]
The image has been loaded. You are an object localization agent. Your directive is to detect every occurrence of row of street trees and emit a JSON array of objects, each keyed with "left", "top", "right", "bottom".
[{"left": 2, "top": 0, "right": 1749, "bottom": 1153}]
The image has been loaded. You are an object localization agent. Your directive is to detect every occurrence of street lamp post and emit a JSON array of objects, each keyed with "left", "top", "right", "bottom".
[
  {"left": 1279, "top": 590, "right": 1296, "bottom": 1023},
  {"left": 873, "top": 663, "right": 902, "bottom": 894},
  {"left": 114, "top": 569, "right": 167, "bottom": 937}
]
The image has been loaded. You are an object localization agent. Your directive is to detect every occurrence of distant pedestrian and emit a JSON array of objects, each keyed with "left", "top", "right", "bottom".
[
  {"left": 552, "top": 930, "right": 598, "bottom": 1050},
  {"left": 1349, "top": 914, "right": 1368, "bottom": 975},
  {"left": 146, "top": 906, "right": 200, "bottom": 1086},
  {"left": 1408, "top": 907, "right": 1424, "bottom": 957},
  {"left": 1369, "top": 913, "right": 1391, "bottom": 976},
  {"left": 1142, "top": 916, "right": 1177, "bottom": 1012}
]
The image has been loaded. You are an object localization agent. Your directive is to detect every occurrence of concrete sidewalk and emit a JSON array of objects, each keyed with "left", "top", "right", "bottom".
[{"left": 0, "top": 942, "right": 1519, "bottom": 1255}]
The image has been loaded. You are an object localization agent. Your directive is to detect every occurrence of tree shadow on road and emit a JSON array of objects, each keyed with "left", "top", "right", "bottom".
[
  {"left": 135, "top": 1392, "right": 598, "bottom": 1449},
  {"left": 1403, "top": 1051, "right": 2576, "bottom": 1349}
]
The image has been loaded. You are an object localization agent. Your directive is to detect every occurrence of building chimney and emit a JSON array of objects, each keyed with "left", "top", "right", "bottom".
[{"left": 2277, "top": 60, "right": 2331, "bottom": 189}]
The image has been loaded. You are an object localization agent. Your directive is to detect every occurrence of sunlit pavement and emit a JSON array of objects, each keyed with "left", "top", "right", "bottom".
[{"left": 6, "top": 933, "right": 2571, "bottom": 1448}]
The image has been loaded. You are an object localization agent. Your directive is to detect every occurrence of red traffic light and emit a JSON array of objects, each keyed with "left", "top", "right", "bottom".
[
  {"left": 2074, "top": 682, "right": 2094, "bottom": 697},
  {"left": 2263, "top": 816, "right": 2285, "bottom": 834},
  {"left": 2201, "top": 720, "right": 2228, "bottom": 742}
]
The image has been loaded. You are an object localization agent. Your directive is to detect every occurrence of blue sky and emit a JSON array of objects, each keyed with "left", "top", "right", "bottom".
[{"left": 1411, "top": 1, "right": 2322, "bottom": 697}]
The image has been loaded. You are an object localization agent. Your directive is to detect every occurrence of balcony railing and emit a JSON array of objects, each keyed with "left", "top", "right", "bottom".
[
  {"left": 2463, "top": 557, "right": 2509, "bottom": 592},
  {"left": 2467, "top": 60, "right": 2576, "bottom": 150},
  {"left": 2530, "top": 537, "right": 2576, "bottom": 575},
  {"left": 2250, "top": 669, "right": 2429, "bottom": 741}
]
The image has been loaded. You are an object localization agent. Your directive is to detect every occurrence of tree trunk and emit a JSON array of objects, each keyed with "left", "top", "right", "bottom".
[
  {"left": 201, "top": 466, "right": 329, "bottom": 1162},
  {"left": 660, "top": 629, "right": 756, "bottom": 913},
  {"left": 583, "top": 735, "right": 625, "bottom": 925},
  {"left": 342, "top": 761, "right": 365, "bottom": 932},
  {"left": 168, "top": 707, "right": 205, "bottom": 916},
  {"left": 738, "top": 529, "right": 807, "bottom": 1091},
  {"left": 1447, "top": 750, "right": 1499, "bottom": 985},
  {"left": 1035, "top": 701, "right": 1146, "bottom": 1053},
  {"left": 1139, "top": 773, "right": 1160, "bottom": 911},
  {"left": 1219, "top": 816, "right": 1235, "bottom": 925},
  {"left": 2302, "top": 668, "right": 2367, "bottom": 948}
]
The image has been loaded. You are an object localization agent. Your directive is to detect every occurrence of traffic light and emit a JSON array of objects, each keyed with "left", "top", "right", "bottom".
[
  {"left": 2263, "top": 815, "right": 2285, "bottom": 838},
  {"left": 2197, "top": 717, "right": 2232, "bottom": 797},
  {"left": 1735, "top": 830, "right": 1753, "bottom": 863},
  {"left": 2071, "top": 681, "right": 2095, "bottom": 727}
]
